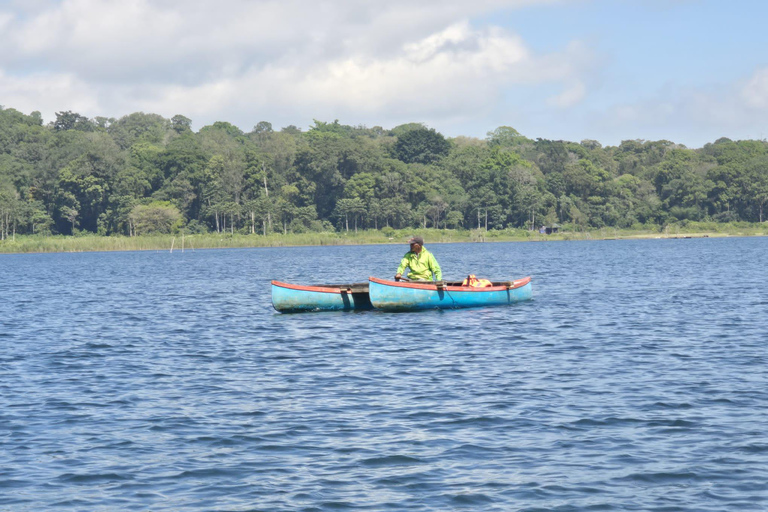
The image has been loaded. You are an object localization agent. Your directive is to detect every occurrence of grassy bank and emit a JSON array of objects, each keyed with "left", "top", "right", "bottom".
[{"left": 1, "top": 222, "right": 766, "bottom": 254}]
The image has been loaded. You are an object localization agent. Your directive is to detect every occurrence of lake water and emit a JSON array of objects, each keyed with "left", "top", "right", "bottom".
[{"left": 2, "top": 237, "right": 767, "bottom": 511}]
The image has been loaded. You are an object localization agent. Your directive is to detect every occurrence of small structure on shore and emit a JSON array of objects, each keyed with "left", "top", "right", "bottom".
[{"left": 539, "top": 224, "right": 559, "bottom": 235}]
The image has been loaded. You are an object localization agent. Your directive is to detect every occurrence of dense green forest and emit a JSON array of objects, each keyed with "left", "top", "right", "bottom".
[{"left": 1, "top": 106, "right": 767, "bottom": 240}]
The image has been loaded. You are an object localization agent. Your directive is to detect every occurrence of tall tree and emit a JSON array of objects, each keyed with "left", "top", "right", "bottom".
[{"left": 394, "top": 127, "right": 451, "bottom": 164}]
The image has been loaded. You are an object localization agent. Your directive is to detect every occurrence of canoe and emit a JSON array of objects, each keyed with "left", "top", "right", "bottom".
[
  {"left": 368, "top": 276, "right": 532, "bottom": 311},
  {"left": 271, "top": 280, "right": 373, "bottom": 313},
  {"left": 272, "top": 277, "right": 533, "bottom": 313}
]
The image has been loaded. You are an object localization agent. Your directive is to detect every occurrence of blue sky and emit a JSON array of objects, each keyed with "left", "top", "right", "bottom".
[
  {"left": 0, "top": 0, "right": 766, "bottom": 148},
  {"left": 487, "top": 0, "right": 768, "bottom": 145}
]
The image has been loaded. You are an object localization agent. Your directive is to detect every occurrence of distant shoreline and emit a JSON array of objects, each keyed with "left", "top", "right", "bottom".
[{"left": 1, "top": 225, "right": 766, "bottom": 254}]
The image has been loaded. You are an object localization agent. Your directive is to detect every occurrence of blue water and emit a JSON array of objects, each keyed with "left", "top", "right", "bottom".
[{"left": 2, "top": 238, "right": 767, "bottom": 511}]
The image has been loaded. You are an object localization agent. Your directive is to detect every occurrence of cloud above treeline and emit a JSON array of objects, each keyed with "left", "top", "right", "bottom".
[
  {"left": 601, "top": 67, "right": 768, "bottom": 145},
  {"left": 0, "top": 0, "right": 767, "bottom": 146},
  {"left": 0, "top": 0, "right": 590, "bottom": 133}
]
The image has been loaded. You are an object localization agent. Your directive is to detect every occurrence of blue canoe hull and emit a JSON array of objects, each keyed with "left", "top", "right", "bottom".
[
  {"left": 271, "top": 281, "right": 372, "bottom": 313},
  {"left": 368, "top": 276, "right": 532, "bottom": 311}
]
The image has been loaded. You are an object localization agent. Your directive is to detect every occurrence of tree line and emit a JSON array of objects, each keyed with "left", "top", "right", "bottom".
[{"left": 1, "top": 106, "right": 767, "bottom": 240}]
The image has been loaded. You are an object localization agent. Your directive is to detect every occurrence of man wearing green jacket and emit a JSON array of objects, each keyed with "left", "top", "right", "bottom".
[{"left": 395, "top": 236, "right": 442, "bottom": 282}]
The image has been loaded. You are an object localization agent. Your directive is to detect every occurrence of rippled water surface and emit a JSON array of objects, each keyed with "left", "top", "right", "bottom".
[{"left": 2, "top": 238, "right": 768, "bottom": 511}]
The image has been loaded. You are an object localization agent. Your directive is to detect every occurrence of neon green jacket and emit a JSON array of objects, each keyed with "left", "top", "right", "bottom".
[{"left": 396, "top": 247, "right": 442, "bottom": 281}]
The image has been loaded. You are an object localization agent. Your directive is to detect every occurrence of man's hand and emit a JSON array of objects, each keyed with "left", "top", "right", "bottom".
[{"left": 394, "top": 273, "right": 402, "bottom": 281}]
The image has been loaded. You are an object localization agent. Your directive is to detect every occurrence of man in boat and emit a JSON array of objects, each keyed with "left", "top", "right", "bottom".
[{"left": 394, "top": 236, "right": 442, "bottom": 282}]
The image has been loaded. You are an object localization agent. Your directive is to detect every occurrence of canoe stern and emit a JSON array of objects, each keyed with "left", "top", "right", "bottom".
[{"left": 271, "top": 281, "right": 372, "bottom": 313}]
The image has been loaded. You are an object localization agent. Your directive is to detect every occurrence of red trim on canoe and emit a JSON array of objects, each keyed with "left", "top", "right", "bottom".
[
  {"left": 368, "top": 276, "right": 531, "bottom": 291},
  {"left": 271, "top": 280, "right": 344, "bottom": 294}
]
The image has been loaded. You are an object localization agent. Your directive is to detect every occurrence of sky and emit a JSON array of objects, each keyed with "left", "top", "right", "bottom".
[{"left": 1, "top": 0, "right": 767, "bottom": 148}]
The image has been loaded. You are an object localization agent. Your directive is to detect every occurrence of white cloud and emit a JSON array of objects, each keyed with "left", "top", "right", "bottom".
[
  {"left": 548, "top": 81, "right": 586, "bottom": 108},
  {"left": 588, "top": 68, "right": 768, "bottom": 146},
  {"left": 0, "top": 12, "right": 11, "bottom": 31},
  {"left": 0, "top": 0, "right": 589, "bottom": 130},
  {"left": 742, "top": 68, "right": 768, "bottom": 110},
  {"left": 0, "top": 0, "right": 563, "bottom": 75},
  {"left": 0, "top": 70, "right": 99, "bottom": 116},
  {"left": 132, "top": 21, "right": 592, "bottom": 129}
]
